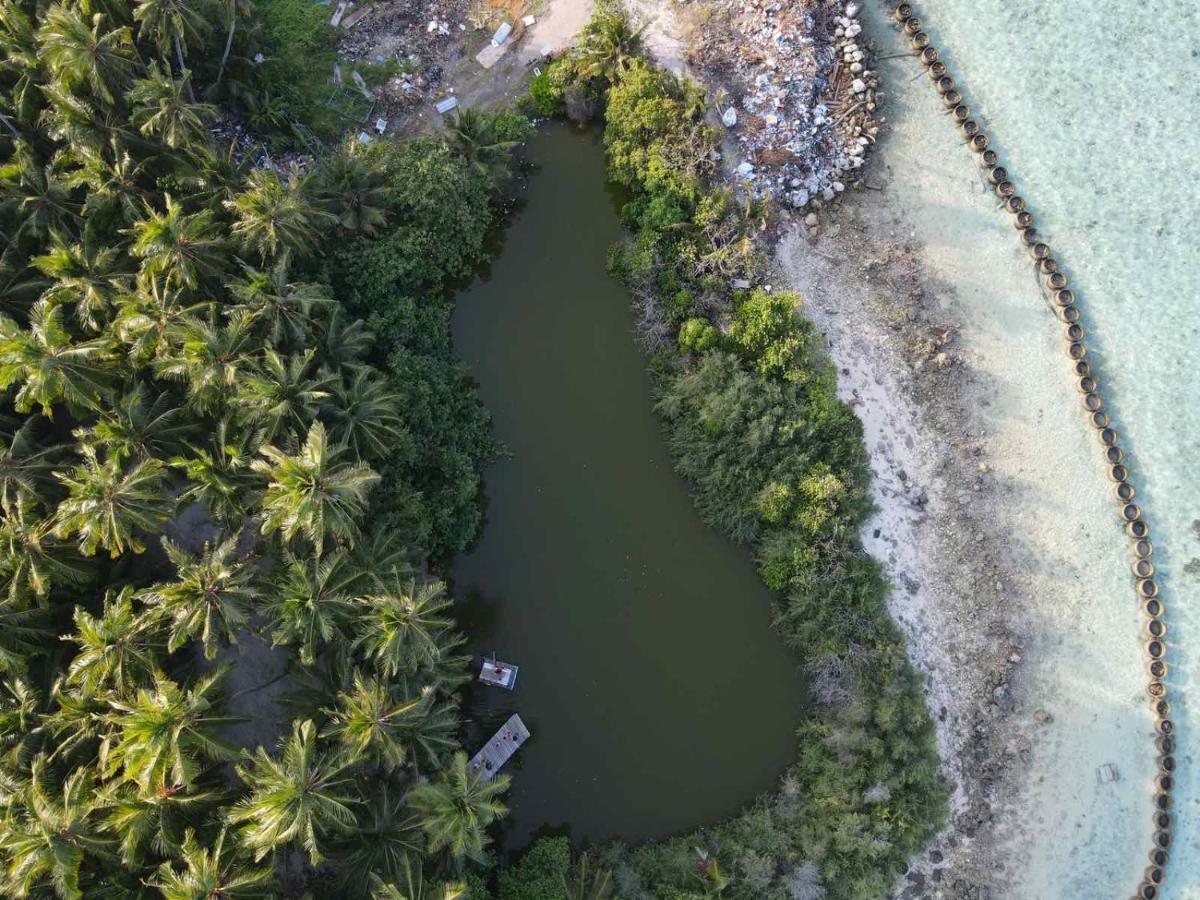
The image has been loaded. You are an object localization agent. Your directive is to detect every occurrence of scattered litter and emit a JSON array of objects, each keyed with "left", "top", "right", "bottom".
[
  {"left": 1096, "top": 763, "right": 1120, "bottom": 784},
  {"left": 374, "top": 117, "right": 388, "bottom": 134},
  {"left": 522, "top": 14, "right": 536, "bottom": 26},
  {"left": 732, "top": 278, "right": 752, "bottom": 290},
  {"left": 476, "top": 42, "right": 509, "bottom": 69},
  {"left": 340, "top": 4, "right": 372, "bottom": 29},
  {"left": 357, "top": 131, "right": 372, "bottom": 144},
  {"left": 722, "top": 107, "right": 738, "bottom": 127},
  {"left": 435, "top": 95, "right": 459, "bottom": 114},
  {"left": 329, "top": 0, "right": 347, "bottom": 26}
]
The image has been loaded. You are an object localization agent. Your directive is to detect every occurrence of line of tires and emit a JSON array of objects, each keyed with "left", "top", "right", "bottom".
[{"left": 889, "top": 5, "right": 1173, "bottom": 897}]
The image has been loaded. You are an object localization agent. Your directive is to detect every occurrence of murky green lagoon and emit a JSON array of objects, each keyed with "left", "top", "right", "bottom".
[{"left": 451, "top": 125, "right": 805, "bottom": 848}]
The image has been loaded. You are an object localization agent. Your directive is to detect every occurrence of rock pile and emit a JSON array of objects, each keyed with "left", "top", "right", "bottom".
[{"left": 686, "top": 0, "right": 880, "bottom": 209}]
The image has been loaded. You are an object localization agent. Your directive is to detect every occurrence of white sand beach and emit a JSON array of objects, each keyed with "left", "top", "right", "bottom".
[{"left": 773, "top": 4, "right": 1160, "bottom": 896}]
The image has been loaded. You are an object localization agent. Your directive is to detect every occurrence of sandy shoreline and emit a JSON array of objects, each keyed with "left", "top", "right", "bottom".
[{"left": 765, "top": 4, "right": 1157, "bottom": 896}]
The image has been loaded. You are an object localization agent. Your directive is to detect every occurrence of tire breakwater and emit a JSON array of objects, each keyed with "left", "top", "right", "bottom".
[{"left": 890, "top": 4, "right": 1174, "bottom": 897}]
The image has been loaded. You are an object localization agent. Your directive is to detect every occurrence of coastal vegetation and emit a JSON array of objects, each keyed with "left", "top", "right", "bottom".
[
  {"left": 514, "top": 4, "right": 947, "bottom": 898},
  {"left": 0, "top": 0, "right": 528, "bottom": 895}
]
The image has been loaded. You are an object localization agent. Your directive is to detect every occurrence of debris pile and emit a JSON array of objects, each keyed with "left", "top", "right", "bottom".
[
  {"left": 686, "top": 0, "right": 880, "bottom": 208},
  {"left": 335, "top": 0, "right": 473, "bottom": 115}
]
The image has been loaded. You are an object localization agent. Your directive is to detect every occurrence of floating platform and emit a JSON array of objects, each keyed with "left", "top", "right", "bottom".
[
  {"left": 469, "top": 714, "right": 529, "bottom": 780},
  {"left": 479, "top": 658, "right": 518, "bottom": 690}
]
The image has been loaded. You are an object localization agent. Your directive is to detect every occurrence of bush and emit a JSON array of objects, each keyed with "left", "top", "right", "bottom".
[
  {"left": 498, "top": 837, "right": 571, "bottom": 900},
  {"left": 678, "top": 317, "right": 719, "bottom": 353}
]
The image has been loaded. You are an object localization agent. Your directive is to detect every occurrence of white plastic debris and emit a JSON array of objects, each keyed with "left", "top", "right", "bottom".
[
  {"left": 735, "top": 161, "right": 755, "bottom": 177},
  {"left": 522, "top": 15, "right": 536, "bottom": 26},
  {"left": 374, "top": 118, "right": 387, "bottom": 134},
  {"left": 722, "top": 107, "right": 738, "bottom": 127},
  {"left": 491, "top": 21, "right": 512, "bottom": 46},
  {"left": 435, "top": 96, "right": 459, "bottom": 114}
]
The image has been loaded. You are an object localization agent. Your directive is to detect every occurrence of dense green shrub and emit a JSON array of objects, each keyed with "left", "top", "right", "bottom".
[{"left": 498, "top": 837, "right": 571, "bottom": 900}]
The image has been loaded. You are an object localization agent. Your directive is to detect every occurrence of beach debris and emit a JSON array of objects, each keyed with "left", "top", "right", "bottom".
[
  {"left": 1096, "top": 763, "right": 1120, "bottom": 784},
  {"left": 491, "top": 20, "right": 513, "bottom": 46},
  {"left": 686, "top": 0, "right": 881, "bottom": 208}
]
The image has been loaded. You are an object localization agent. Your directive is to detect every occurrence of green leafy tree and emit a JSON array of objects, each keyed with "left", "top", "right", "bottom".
[
  {"left": 574, "top": 1, "right": 646, "bottom": 81},
  {"left": 132, "top": 0, "right": 211, "bottom": 88},
  {"left": 229, "top": 719, "right": 357, "bottom": 864},
  {"left": 52, "top": 444, "right": 171, "bottom": 557},
  {"left": 138, "top": 534, "right": 259, "bottom": 659},
  {"left": 408, "top": 751, "right": 508, "bottom": 864},
  {"left": 253, "top": 420, "right": 379, "bottom": 554}
]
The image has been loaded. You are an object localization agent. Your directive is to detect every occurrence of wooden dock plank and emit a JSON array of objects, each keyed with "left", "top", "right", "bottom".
[{"left": 469, "top": 714, "right": 529, "bottom": 780}]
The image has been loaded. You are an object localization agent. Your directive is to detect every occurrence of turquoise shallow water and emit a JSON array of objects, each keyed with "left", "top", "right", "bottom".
[{"left": 904, "top": 1, "right": 1200, "bottom": 894}]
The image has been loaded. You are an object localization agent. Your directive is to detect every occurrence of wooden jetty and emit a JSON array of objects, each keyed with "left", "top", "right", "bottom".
[
  {"left": 479, "top": 658, "right": 518, "bottom": 690},
  {"left": 469, "top": 714, "right": 529, "bottom": 780}
]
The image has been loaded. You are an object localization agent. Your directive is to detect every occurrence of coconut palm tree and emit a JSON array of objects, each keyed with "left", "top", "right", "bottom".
[
  {"left": 328, "top": 788, "right": 424, "bottom": 894},
  {"left": 0, "top": 4, "right": 41, "bottom": 133},
  {"left": 316, "top": 145, "right": 391, "bottom": 235},
  {"left": 0, "top": 300, "right": 118, "bottom": 417},
  {"left": 61, "top": 139, "right": 156, "bottom": 225},
  {"left": 397, "top": 698, "right": 459, "bottom": 772},
  {"left": 0, "top": 144, "right": 79, "bottom": 243},
  {"left": 31, "top": 231, "right": 128, "bottom": 332},
  {"left": 64, "top": 586, "right": 161, "bottom": 694},
  {"left": 323, "top": 365, "right": 405, "bottom": 461},
  {"left": 0, "top": 416, "right": 62, "bottom": 504},
  {"left": 224, "top": 168, "right": 330, "bottom": 263},
  {"left": 127, "top": 196, "right": 224, "bottom": 290},
  {"left": 212, "top": 0, "right": 254, "bottom": 91},
  {"left": 169, "top": 418, "right": 257, "bottom": 529},
  {"left": 228, "top": 263, "right": 332, "bottom": 350},
  {"left": 74, "top": 384, "right": 193, "bottom": 464},
  {"left": 252, "top": 420, "right": 379, "bottom": 554},
  {"left": 0, "top": 601, "right": 52, "bottom": 675},
  {"left": 52, "top": 443, "right": 171, "bottom": 557},
  {"left": 574, "top": 2, "right": 647, "bottom": 81},
  {"left": 129, "top": 61, "right": 216, "bottom": 149},
  {"left": 132, "top": 0, "right": 210, "bottom": 92},
  {"left": 0, "top": 756, "right": 113, "bottom": 899},
  {"left": 264, "top": 545, "right": 364, "bottom": 665},
  {"left": 408, "top": 751, "right": 508, "bottom": 864},
  {"left": 0, "top": 495, "right": 92, "bottom": 604},
  {"left": 229, "top": 719, "right": 357, "bottom": 864},
  {"left": 36, "top": 4, "right": 134, "bottom": 105},
  {"left": 322, "top": 671, "right": 432, "bottom": 772},
  {"left": 153, "top": 310, "right": 254, "bottom": 415},
  {"left": 313, "top": 305, "right": 373, "bottom": 371},
  {"left": 112, "top": 276, "right": 199, "bottom": 362},
  {"left": 138, "top": 534, "right": 259, "bottom": 659},
  {"left": 234, "top": 349, "right": 333, "bottom": 446},
  {"left": 370, "top": 864, "right": 467, "bottom": 900},
  {"left": 562, "top": 851, "right": 614, "bottom": 900},
  {"left": 103, "top": 668, "right": 239, "bottom": 796},
  {"left": 101, "top": 782, "right": 224, "bottom": 868},
  {"left": 447, "top": 109, "right": 522, "bottom": 179},
  {"left": 352, "top": 578, "right": 454, "bottom": 679},
  {"left": 150, "top": 827, "right": 274, "bottom": 899}
]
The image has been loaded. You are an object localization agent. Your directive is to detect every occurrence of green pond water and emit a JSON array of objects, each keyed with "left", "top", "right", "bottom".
[{"left": 450, "top": 124, "right": 806, "bottom": 849}]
